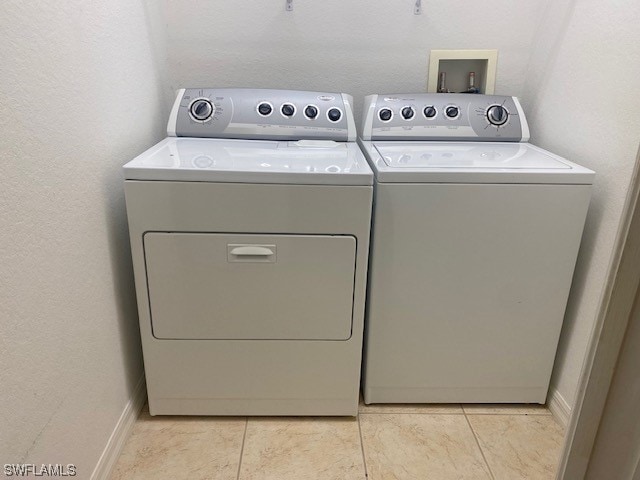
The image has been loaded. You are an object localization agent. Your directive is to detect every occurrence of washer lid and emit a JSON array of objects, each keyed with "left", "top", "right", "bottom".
[
  {"left": 362, "top": 141, "right": 594, "bottom": 184},
  {"left": 124, "top": 137, "right": 373, "bottom": 185}
]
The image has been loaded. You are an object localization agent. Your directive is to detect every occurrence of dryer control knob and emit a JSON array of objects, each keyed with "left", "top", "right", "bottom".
[
  {"left": 445, "top": 106, "right": 460, "bottom": 119},
  {"left": 379, "top": 108, "right": 393, "bottom": 122},
  {"left": 401, "top": 107, "right": 415, "bottom": 120},
  {"left": 327, "top": 108, "right": 342, "bottom": 122},
  {"left": 281, "top": 103, "right": 295, "bottom": 117},
  {"left": 487, "top": 105, "right": 509, "bottom": 126},
  {"left": 257, "top": 102, "right": 273, "bottom": 116},
  {"left": 190, "top": 99, "right": 214, "bottom": 121},
  {"left": 304, "top": 105, "right": 318, "bottom": 119},
  {"left": 423, "top": 106, "right": 437, "bottom": 118}
]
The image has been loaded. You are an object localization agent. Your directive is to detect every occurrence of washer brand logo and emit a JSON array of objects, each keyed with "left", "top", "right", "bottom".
[
  {"left": 317, "top": 95, "right": 335, "bottom": 101},
  {"left": 384, "top": 97, "right": 400, "bottom": 102}
]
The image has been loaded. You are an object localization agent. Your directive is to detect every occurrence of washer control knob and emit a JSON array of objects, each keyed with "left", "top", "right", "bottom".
[
  {"left": 304, "top": 105, "right": 318, "bottom": 119},
  {"left": 327, "top": 108, "right": 342, "bottom": 122},
  {"left": 379, "top": 108, "right": 393, "bottom": 122},
  {"left": 445, "top": 106, "right": 460, "bottom": 119},
  {"left": 257, "top": 102, "right": 273, "bottom": 116},
  {"left": 487, "top": 105, "right": 509, "bottom": 126},
  {"left": 423, "top": 106, "right": 437, "bottom": 118},
  {"left": 401, "top": 107, "right": 415, "bottom": 120},
  {"left": 190, "top": 99, "right": 214, "bottom": 121},
  {"left": 281, "top": 103, "right": 295, "bottom": 117}
]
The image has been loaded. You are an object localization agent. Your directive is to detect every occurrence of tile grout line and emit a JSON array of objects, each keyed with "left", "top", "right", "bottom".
[
  {"left": 462, "top": 412, "right": 552, "bottom": 417},
  {"left": 358, "top": 411, "right": 466, "bottom": 415},
  {"left": 235, "top": 418, "right": 249, "bottom": 480},
  {"left": 464, "top": 412, "right": 496, "bottom": 480},
  {"left": 462, "top": 404, "right": 552, "bottom": 416},
  {"left": 356, "top": 414, "right": 370, "bottom": 479}
]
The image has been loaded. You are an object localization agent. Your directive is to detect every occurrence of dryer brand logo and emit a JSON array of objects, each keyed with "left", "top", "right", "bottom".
[{"left": 317, "top": 95, "right": 335, "bottom": 101}]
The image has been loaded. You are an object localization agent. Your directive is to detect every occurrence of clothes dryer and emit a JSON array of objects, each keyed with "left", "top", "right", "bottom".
[{"left": 124, "top": 89, "right": 373, "bottom": 415}]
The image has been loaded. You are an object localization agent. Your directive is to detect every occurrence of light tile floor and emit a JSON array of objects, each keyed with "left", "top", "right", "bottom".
[{"left": 111, "top": 400, "right": 564, "bottom": 480}]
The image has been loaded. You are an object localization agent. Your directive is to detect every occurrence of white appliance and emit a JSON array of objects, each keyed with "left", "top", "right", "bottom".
[
  {"left": 359, "top": 93, "right": 594, "bottom": 404},
  {"left": 124, "top": 89, "right": 373, "bottom": 416}
]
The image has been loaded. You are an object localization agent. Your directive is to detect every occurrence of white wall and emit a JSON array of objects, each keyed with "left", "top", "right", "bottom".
[
  {"left": 164, "top": 0, "right": 549, "bottom": 120},
  {"left": 0, "top": 1, "right": 166, "bottom": 476},
  {"left": 521, "top": 0, "right": 640, "bottom": 406}
]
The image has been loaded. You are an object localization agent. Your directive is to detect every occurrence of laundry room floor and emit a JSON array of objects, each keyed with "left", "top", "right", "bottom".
[{"left": 110, "top": 399, "right": 564, "bottom": 480}]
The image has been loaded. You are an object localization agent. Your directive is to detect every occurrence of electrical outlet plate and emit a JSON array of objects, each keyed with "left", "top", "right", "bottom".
[{"left": 427, "top": 49, "right": 498, "bottom": 94}]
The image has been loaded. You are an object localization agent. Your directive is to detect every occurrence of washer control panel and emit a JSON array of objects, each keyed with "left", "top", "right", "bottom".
[
  {"left": 169, "top": 88, "right": 356, "bottom": 141},
  {"left": 361, "top": 94, "right": 529, "bottom": 142}
]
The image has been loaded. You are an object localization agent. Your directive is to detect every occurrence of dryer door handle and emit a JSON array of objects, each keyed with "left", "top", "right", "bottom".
[{"left": 230, "top": 246, "right": 274, "bottom": 256}]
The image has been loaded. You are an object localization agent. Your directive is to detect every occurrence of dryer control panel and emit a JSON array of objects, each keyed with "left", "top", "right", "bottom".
[
  {"left": 360, "top": 94, "right": 530, "bottom": 142},
  {"left": 168, "top": 88, "right": 357, "bottom": 141}
]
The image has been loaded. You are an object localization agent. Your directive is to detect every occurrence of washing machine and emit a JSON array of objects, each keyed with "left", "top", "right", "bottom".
[
  {"left": 124, "top": 88, "right": 373, "bottom": 416},
  {"left": 359, "top": 93, "right": 594, "bottom": 405}
]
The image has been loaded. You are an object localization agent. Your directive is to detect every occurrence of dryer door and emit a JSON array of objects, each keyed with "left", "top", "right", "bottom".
[{"left": 143, "top": 233, "right": 356, "bottom": 340}]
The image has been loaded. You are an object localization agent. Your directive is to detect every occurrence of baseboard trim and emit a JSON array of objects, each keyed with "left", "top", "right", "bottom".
[
  {"left": 548, "top": 387, "right": 571, "bottom": 428},
  {"left": 91, "top": 376, "right": 146, "bottom": 480}
]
